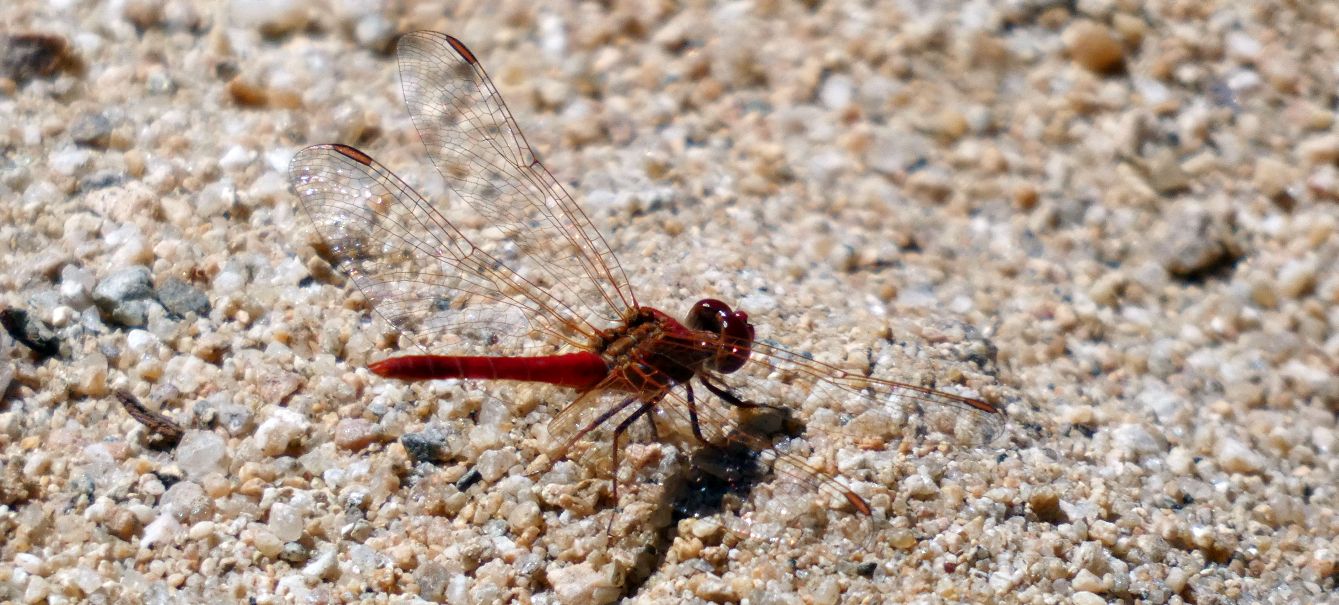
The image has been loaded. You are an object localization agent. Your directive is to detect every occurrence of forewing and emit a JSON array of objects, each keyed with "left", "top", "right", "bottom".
[
  {"left": 395, "top": 31, "right": 635, "bottom": 330},
  {"left": 289, "top": 144, "right": 600, "bottom": 355},
  {"left": 643, "top": 336, "right": 1006, "bottom": 550},
  {"left": 713, "top": 340, "right": 1006, "bottom": 447}
]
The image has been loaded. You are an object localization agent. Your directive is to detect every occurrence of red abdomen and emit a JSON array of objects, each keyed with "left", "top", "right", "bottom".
[{"left": 368, "top": 352, "right": 610, "bottom": 390}]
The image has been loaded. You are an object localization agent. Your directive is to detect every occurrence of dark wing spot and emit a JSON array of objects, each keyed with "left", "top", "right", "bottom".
[
  {"left": 444, "top": 35, "right": 478, "bottom": 64},
  {"left": 330, "top": 144, "right": 374, "bottom": 166}
]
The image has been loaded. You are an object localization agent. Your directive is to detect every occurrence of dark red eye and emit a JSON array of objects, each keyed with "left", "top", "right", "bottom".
[
  {"left": 687, "top": 298, "right": 733, "bottom": 332},
  {"left": 713, "top": 311, "right": 754, "bottom": 373},
  {"left": 686, "top": 299, "right": 754, "bottom": 373}
]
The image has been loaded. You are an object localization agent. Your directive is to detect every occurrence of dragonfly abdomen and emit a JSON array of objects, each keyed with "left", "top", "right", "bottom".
[{"left": 369, "top": 353, "right": 609, "bottom": 389}]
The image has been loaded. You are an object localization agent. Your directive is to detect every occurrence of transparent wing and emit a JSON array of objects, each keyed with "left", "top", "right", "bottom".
[
  {"left": 736, "top": 341, "right": 1007, "bottom": 446},
  {"left": 396, "top": 31, "right": 636, "bottom": 329},
  {"left": 641, "top": 335, "right": 1007, "bottom": 551},
  {"left": 650, "top": 335, "right": 1006, "bottom": 447},
  {"left": 289, "top": 144, "right": 603, "bottom": 355},
  {"left": 544, "top": 382, "right": 646, "bottom": 461}
]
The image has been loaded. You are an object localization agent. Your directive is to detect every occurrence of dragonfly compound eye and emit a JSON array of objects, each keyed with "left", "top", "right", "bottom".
[
  {"left": 686, "top": 298, "right": 733, "bottom": 333},
  {"left": 712, "top": 309, "right": 754, "bottom": 374}
]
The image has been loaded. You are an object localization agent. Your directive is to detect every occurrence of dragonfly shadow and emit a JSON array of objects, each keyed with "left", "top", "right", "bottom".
[
  {"left": 670, "top": 403, "right": 799, "bottom": 523},
  {"left": 622, "top": 404, "right": 801, "bottom": 597},
  {"left": 670, "top": 441, "right": 770, "bottom": 523}
]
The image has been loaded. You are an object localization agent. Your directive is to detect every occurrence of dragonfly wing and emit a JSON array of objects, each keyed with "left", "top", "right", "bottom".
[
  {"left": 707, "top": 340, "right": 1007, "bottom": 448},
  {"left": 545, "top": 382, "right": 648, "bottom": 461},
  {"left": 642, "top": 337, "right": 1006, "bottom": 551},
  {"left": 396, "top": 31, "right": 636, "bottom": 331},
  {"left": 290, "top": 143, "right": 596, "bottom": 355}
]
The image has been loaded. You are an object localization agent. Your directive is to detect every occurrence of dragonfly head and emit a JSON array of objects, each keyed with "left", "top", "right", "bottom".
[{"left": 685, "top": 298, "right": 755, "bottom": 374}]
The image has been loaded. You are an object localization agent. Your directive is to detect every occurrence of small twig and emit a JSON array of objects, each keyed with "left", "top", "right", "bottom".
[{"left": 115, "top": 390, "right": 184, "bottom": 448}]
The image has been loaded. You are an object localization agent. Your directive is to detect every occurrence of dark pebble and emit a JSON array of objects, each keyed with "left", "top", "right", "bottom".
[
  {"left": 0, "top": 307, "right": 62, "bottom": 359},
  {"left": 157, "top": 276, "right": 211, "bottom": 317},
  {"left": 401, "top": 429, "right": 447, "bottom": 464},
  {"left": 1, "top": 33, "right": 75, "bottom": 82}
]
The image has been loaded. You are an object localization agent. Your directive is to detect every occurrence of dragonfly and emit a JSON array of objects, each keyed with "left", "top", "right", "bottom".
[{"left": 288, "top": 31, "right": 1005, "bottom": 551}]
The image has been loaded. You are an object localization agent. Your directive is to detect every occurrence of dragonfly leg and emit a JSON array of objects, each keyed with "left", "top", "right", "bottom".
[
  {"left": 682, "top": 381, "right": 710, "bottom": 444},
  {"left": 607, "top": 395, "right": 661, "bottom": 534},
  {"left": 567, "top": 394, "right": 639, "bottom": 447},
  {"left": 699, "top": 374, "right": 784, "bottom": 412}
]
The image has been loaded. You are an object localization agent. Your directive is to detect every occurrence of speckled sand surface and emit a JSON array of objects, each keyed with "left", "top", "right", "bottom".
[{"left": 2, "top": 1, "right": 1337, "bottom": 604}]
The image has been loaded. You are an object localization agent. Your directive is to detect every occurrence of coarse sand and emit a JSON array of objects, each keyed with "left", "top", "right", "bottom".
[{"left": 1, "top": 2, "right": 1336, "bottom": 604}]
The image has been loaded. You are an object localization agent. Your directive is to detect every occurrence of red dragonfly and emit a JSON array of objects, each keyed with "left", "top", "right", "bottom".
[{"left": 289, "top": 32, "right": 1004, "bottom": 549}]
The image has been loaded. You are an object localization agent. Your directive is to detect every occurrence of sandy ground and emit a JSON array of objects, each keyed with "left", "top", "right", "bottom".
[{"left": 1, "top": 1, "right": 1337, "bottom": 604}]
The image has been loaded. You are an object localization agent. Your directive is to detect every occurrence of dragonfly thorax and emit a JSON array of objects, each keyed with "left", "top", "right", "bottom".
[{"left": 593, "top": 300, "right": 756, "bottom": 394}]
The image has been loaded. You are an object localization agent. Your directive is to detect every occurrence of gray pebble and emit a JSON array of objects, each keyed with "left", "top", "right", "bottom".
[
  {"left": 77, "top": 169, "right": 122, "bottom": 192},
  {"left": 145, "top": 70, "right": 176, "bottom": 95},
  {"left": 279, "top": 541, "right": 309, "bottom": 564},
  {"left": 0, "top": 337, "right": 12, "bottom": 396},
  {"left": 1159, "top": 212, "right": 1241, "bottom": 279},
  {"left": 92, "top": 266, "right": 159, "bottom": 327},
  {"left": 415, "top": 562, "right": 451, "bottom": 601},
  {"left": 217, "top": 403, "right": 254, "bottom": 436},
  {"left": 402, "top": 427, "right": 447, "bottom": 464},
  {"left": 156, "top": 276, "right": 210, "bottom": 317},
  {"left": 69, "top": 112, "right": 112, "bottom": 148}
]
